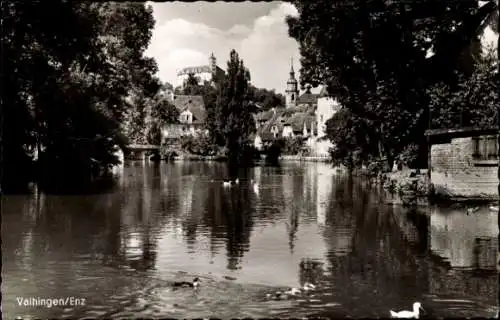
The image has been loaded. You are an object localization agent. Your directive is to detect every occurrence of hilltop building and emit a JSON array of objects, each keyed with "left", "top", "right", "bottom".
[{"left": 176, "top": 53, "right": 225, "bottom": 88}]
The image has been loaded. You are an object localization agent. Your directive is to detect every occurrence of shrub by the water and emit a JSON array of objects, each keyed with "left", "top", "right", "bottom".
[{"left": 180, "top": 134, "right": 219, "bottom": 156}]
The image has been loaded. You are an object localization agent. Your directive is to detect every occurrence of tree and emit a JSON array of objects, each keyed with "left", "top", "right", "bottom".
[
  {"left": 428, "top": 46, "right": 499, "bottom": 129},
  {"left": 210, "top": 50, "right": 256, "bottom": 164},
  {"left": 146, "top": 92, "right": 180, "bottom": 145},
  {"left": 1, "top": 2, "right": 159, "bottom": 191},
  {"left": 183, "top": 73, "right": 201, "bottom": 95},
  {"left": 286, "top": 0, "right": 498, "bottom": 169},
  {"left": 325, "top": 109, "right": 379, "bottom": 168},
  {"left": 248, "top": 86, "right": 286, "bottom": 110}
]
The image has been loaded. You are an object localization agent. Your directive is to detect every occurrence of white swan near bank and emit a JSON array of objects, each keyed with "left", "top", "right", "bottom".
[
  {"left": 251, "top": 179, "right": 259, "bottom": 195},
  {"left": 390, "top": 302, "right": 424, "bottom": 319}
]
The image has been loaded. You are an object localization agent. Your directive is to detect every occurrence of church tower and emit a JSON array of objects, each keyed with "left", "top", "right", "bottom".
[
  {"left": 285, "top": 57, "right": 299, "bottom": 109},
  {"left": 209, "top": 53, "right": 217, "bottom": 76}
]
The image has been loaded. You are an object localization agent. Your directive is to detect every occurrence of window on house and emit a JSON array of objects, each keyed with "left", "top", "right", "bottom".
[
  {"left": 472, "top": 135, "right": 498, "bottom": 160},
  {"left": 320, "top": 115, "right": 324, "bottom": 122}
]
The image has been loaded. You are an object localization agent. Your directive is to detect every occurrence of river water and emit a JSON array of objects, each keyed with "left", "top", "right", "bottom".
[{"left": 2, "top": 161, "right": 498, "bottom": 318}]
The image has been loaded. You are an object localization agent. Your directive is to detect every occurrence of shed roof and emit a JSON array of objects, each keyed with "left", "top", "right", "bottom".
[{"left": 425, "top": 126, "right": 498, "bottom": 144}]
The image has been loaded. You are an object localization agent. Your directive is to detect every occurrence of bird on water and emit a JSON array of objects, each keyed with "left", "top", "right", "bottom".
[
  {"left": 390, "top": 302, "right": 424, "bottom": 319},
  {"left": 173, "top": 277, "right": 200, "bottom": 288}
]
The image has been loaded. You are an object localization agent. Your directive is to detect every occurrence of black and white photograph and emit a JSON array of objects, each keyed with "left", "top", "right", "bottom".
[{"left": 2, "top": 0, "right": 499, "bottom": 318}]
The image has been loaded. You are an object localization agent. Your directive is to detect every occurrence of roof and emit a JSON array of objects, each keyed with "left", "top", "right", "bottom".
[
  {"left": 256, "top": 107, "right": 318, "bottom": 140},
  {"left": 298, "top": 93, "right": 319, "bottom": 105},
  {"left": 319, "top": 86, "right": 330, "bottom": 97},
  {"left": 257, "top": 108, "right": 281, "bottom": 121},
  {"left": 282, "top": 105, "right": 314, "bottom": 117},
  {"left": 177, "top": 65, "right": 224, "bottom": 76},
  {"left": 285, "top": 112, "right": 317, "bottom": 133},
  {"left": 171, "top": 95, "right": 206, "bottom": 124},
  {"left": 258, "top": 109, "right": 286, "bottom": 141},
  {"left": 425, "top": 126, "right": 497, "bottom": 137},
  {"left": 425, "top": 126, "right": 497, "bottom": 144}
]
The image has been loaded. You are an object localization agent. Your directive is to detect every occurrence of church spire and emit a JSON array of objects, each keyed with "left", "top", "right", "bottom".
[{"left": 286, "top": 56, "right": 298, "bottom": 108}]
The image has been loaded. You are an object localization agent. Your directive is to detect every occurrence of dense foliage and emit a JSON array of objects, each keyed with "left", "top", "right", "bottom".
[
  {"left": 146, "top": 90, "right": 180, "bottom": 145},
  {"left": 280, "top": 137, "right": 307, "bottom": 155},
  {"left": 210, "top": 50, "right": 257, "bottom": 163},
  {"left": 248, "top": 86, "right": 286, "bottom": 111},
  {"left": 2, "top": 2, "right": 159, "bottom": 191},
  {"left": 428, "top": 47, "right": 499, "bottom": 129},
  {"left": 286, "top": 0, "right": 498, "bottom": 170},
  {"left": 170, "top": 57, "right": 285, "bottom": 161},
  {"left": 179, "top": 134, "right": 220, "bottom": 156}
]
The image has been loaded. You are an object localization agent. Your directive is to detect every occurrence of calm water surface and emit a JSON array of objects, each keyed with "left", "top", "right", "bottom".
[{"left": 2, "top": 162, "right": 498, "bottom": 318}]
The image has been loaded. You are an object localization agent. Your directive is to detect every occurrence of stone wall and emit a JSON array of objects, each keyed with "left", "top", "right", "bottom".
[{"left": 430, "top": 137, "right": 498, "bottom": 199}]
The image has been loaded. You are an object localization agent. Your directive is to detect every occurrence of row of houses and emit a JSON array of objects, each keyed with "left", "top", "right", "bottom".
[
  {"left": 159, "top": 88, "right": 340, "bottom": 156},
  {"left": 151, "top": 52, "right": 500, "bottom": 200},
  {"left": 160, "top": 54, "right": 342, "bottom": 156}
]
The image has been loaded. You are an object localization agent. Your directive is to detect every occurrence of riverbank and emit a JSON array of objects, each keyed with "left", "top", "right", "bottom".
[
  {"left": 373, "top": 168, "right": 498, "bottom": 205},
  {"left": 375, "top": 169, "right": 429, "bottom": 206},
  {"left": 153, "top": 152, "right": 332, "bottom": 163},
  {"left": 279, "top": 155, "right": 331, "bottom": 162},
  {"left": 174, "top": 154, "right": 227, "bottom": 161}
]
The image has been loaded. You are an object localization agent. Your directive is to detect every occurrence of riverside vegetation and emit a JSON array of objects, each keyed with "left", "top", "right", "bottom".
[{"left": 3, "top": 1, "right": 498, "bottom": 194}]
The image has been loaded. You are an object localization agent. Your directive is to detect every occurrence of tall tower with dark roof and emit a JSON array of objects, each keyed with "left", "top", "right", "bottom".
[
  {"left": 285, "top": 57, "right": 299, "bottom": 109},
  {"left": 209, "top": 53, "right": 217, "bottom": 76}
]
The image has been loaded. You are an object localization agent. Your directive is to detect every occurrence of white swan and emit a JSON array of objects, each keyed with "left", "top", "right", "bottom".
[
  {"left": 302, "top": 282, "right": 316, "bottom": 291},
  {"left": 390, "top": 302, "right": 424, "bottom": 319},
  {"left": 284, "top": 287, "right": 302, "bottom": 295},
  {"left": 251, "top": 179, "right": 259, "bottom": 195}
]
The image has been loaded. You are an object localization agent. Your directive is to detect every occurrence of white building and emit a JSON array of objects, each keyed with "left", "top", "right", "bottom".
[
  {"left": 316, "top": 86, "right": 341, "bottom": 138},
  {"left": 310, "top": 86, "right": 342, "bottom": 156},
  {"left": 176, "top": 53, "right": 225, "bottom": 88}
]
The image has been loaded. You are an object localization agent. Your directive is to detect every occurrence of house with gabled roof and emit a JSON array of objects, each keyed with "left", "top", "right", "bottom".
[
  {"left": 162, "top": 94, "right": 208, "bottom": 140},
  {"left": 282, "top": 112, "right": 317, "bottom": 138},
  {"left": 297, "top": 91, "right": 320, "bottom": 108}
]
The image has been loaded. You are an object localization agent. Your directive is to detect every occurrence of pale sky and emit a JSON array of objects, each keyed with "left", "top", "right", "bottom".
[
  {"left": 145, "top": 1, "right": 302, "bottom": 94},
  {"left": 145, "top": 1, "right": 498, "bottom": 94}
]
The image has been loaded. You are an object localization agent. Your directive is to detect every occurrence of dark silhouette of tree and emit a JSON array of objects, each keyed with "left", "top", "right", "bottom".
[
  {"left": 428, "top": 46, "right": 499, "bottom": 129},
  {"left": 183, "top": 73, "right": 201, "bottom": 95},
  {"left": 1, "top": 2, "right": 159, "bottom": 192},
  {"left": 247, "top": 85, "right": 286, "bottom": 110},
  {"left": 209, "top": 50, "right": 257, "bottom": 165},
  {"left": 286, "top": 0, "right": 498, "bottom": 170},
  {"left": 146, "top": 92, "right": 180, "bottom": 145}
]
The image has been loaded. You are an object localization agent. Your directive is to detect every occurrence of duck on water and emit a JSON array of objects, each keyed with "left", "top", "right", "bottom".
[
  {"left": 222, "top": 178, "right": 239, "bottom": 187},
  {"left": 173, "top": 277, "right": 200, "bottom": 288},
  {"left": 266, "top": 282, "right": 316, "bottom": 300}
]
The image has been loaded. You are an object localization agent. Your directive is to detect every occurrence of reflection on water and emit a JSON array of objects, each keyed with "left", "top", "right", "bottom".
[
  {"left": 2, "top": 162, "right": 498, "bottom": 319},
  {"left": 430, "top": 207, "right": 497, "bottom": 269}
]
